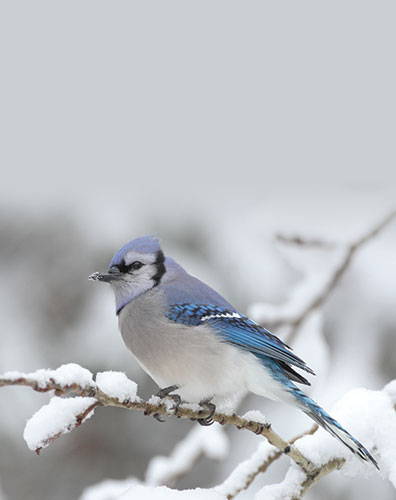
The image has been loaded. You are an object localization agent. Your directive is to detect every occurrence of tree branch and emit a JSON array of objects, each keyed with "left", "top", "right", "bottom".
[
  {"left": 294, "top": 458, "right": 345, "bottom": 499},
  {"left": 275, "top": 234, "right": 335, "bottom": 249},
  {"left": 3, "top": 369, "right": 393, "bottom": 499},
  {"left": 217, "top": 425, "right": 318, "bottom": 500},
  {"left": 286, "top": 210, "right": 396, "bottom": 344},
  {"left": 255, "top": 210, "right": 396, "bottom": 344},
  {"left": 0, "top": 368, "right": 316, "bottom": 475}
]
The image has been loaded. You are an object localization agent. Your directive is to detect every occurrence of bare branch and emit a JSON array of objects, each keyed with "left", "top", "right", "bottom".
[{"left": 275, "top": 234, "right": 335, "bottom": 249}]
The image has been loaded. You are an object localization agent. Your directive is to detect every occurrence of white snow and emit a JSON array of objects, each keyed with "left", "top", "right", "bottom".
[
  {"left": 147, "top": 394, "right": 185, "bottom": 412},
  {"left": 119, "top": 485, "right": 225, "bottom": 499},
  {"left": 180, "top": 402, "right": 202, "bottom": 413},
  {"left": 215, "top": 441, "right": 278, "bottom": 498},
  {"left": 51, "top": 363, "right": 94, "bottom": 388},
  {"left": 80, "top": 478, "right": 141, "bottom": 500},
  {"left": 146, "top": 425, "right": 229, "bottom": 486},
  {"left": 23, "top": 396, "right": 97, "bottom": 451},
  {"left": 1, "top": 368, "right": 52, "bottom": 388},
  {"left": 255, "top": 465, "right": 306, "bottom": 500},
  {"left": 383, "top": 380, "right": 396, "bottom": 405},
  {"left": 1, "top": 370, "right": 26, "bottom": 381},
  {"left": 1, "top": 363, "right": 94, "bottom": 389},
  {"left": 148, "top": 395, "right": 161, "bottom": 405},
  {"left": 248, "top": 247, "right": 348, "bottom": 325},
  {"left": 96, "top": 371, "right": 138, "bottom": 402},
  {"left": 294, "top": 383, "right": 396, "bottom": 484},
  {"left": 291, "top": 311, "right": 329, "bottom": 384},
  {"left": 241, "top": 410, "right": 268, "bottom": 425}
]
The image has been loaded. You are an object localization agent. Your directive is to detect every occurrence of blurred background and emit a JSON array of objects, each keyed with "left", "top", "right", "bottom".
[{"left": 0, "top": 1, "right": 395, "bottom": 499}]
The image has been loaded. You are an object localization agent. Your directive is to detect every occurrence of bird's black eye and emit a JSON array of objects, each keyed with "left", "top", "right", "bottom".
[{"left": 130, "top": 261, "right": 144, "bottom": 270}]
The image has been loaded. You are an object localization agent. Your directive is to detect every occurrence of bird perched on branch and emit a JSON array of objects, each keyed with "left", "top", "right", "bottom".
[{"left": 89, "top": 235, "right": 377, "bottom": 468}]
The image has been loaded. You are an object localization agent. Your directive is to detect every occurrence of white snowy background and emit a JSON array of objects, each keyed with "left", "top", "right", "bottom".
[{"left": 0, "top": 1, "right": 395, "bottom": 499}]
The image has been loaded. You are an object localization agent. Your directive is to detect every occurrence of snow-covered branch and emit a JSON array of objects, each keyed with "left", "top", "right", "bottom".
[
  {"left": 146, "top": 425, "right": 229, "bottom": 487},
  {"left": 215, "top": 426, "right": 318, "bottom": 499},
  {"left": 0, "top": 364, "right": 314, "bottom": 473},
  {"left": 250, "top": 210, "right": 396, "bottom": 344},
  {"left": 3, "top": 364, "right": 394, "bottom": 498}
]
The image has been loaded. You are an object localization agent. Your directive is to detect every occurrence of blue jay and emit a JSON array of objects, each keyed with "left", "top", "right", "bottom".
[{"left": 89, "top": 235, "right": 377, "bottom": 467}]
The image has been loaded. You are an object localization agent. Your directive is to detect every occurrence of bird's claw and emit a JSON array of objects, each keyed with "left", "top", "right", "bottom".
[
  {"left": 144, "top": 408, "right": 165, "bottom": 422},
  {"left": 197, "top": 400, "right": 216, "bottom": 426},
  {"left": 156, "top": 385, "right": 179, "bottom": 399},
  {"left": 154, "top": 385, "right": 182, "bottom": 418},
  {"left": 167, "top": 393, "right": 182, "bottom": 416}
]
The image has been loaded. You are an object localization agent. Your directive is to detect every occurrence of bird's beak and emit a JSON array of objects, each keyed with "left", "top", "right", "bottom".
[{"left": 88, "top": 268, "right": 122, "bottom": 283}]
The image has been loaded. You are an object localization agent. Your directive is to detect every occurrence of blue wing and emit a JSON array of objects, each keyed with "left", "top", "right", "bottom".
[{"left": 166, "top": 304, "right": 315, "bottom": 378}]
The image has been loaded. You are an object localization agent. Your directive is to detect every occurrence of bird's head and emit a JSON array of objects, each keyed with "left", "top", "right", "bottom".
[{"left": 89, "top": 235, "right": 166, "bottom": 313}]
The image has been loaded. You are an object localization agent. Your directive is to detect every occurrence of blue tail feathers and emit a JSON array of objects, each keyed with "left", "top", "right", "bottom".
[
  {"left": 290, "top": 385, "right": 378, "bottom": 468},
  {"left": 263, "top": 358, "right": 378, "bottom": 468}
]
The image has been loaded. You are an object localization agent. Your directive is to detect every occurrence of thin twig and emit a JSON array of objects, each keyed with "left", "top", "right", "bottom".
[
  {"left": 293, "top": 458, "right": 345, "bottom": 499},
  {"left": 275, "top": 234, "right": 335, "bottom": 249}
]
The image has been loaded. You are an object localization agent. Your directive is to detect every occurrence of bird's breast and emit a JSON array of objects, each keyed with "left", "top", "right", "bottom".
[{"left": 117, "top": 293, "right": 252, "bottom": 403}]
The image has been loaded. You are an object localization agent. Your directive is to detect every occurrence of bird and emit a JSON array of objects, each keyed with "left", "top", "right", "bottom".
[{"left": 89, "top": 234, "right": 378, "bottom": 468}]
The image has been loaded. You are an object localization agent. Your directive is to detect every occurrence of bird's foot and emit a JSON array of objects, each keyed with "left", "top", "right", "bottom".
[
  {"left": 155, "top": 385, "right": 182, "bottom": 417},
  {"left": 196, "top": 400, "right": 216, "bottom": 426},
  {"left": 156, "top": 385, "right": 179, "bottom": 399},
  {"left": 143, "top": 407, "right": 166, "bottom": 422},
  {"left": 253, "top": 422, "right": 266, "bottom": 435}
]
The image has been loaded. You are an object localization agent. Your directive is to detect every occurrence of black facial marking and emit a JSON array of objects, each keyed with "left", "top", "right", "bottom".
[
  {"left": 117, "top": 260, "right": 144, "bottom": 273},
  {"left": 151, "top": 250, "right": 166, "bottom": 286},
  {"left": 115, "top": 261, "right": 130, "bottom": 273}
]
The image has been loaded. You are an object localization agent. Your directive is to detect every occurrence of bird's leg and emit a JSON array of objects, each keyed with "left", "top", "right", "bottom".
[
  {"left": 155, "top": 385, "right": 182, "bottom": 417},
  {"left": 196, "top": 399, "right": 216, "bottom": 426}
]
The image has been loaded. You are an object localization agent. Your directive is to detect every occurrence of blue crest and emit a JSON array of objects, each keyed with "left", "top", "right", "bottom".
[{"left": 110, "top": 235, "right": 161, "bottom": 267}]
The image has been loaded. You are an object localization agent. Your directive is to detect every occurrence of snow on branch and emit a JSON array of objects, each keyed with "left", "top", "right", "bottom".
[
  {"left": 250, "top": 210, "right": 396, "bottom": 343},
  {"left": 0, "top": 364, "right": 314, "bottom": 474},
  {"left": 215, "top": 426, "right": 318, "bottom": 500},
  {"left": 146, "top": 425, "right": 229, "bottom": 487},
  {"left": 24, "top": 396, "right": 99, "bottom": 453},
  {"left": 2, "top": 365, "right": 395, "bottom": 499}
]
